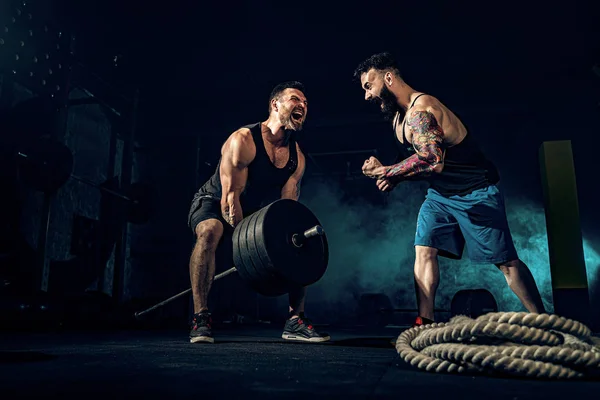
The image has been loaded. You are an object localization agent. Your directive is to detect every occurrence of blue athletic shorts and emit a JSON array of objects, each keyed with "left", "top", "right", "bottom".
[{"left": 414, "top": 184, "right": 518, "bottom": 264}]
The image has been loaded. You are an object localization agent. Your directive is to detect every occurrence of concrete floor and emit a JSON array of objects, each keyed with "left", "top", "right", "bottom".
[{"left": 1, "top": 324, "right": 599, "bottom": 399}]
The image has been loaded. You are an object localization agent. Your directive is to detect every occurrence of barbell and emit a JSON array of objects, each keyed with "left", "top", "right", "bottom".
[{"left": 134, "top": 199, "right": 329, "bottom": 318}]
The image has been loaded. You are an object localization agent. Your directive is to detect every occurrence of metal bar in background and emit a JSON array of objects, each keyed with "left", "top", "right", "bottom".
[
  {"left": 70, "top": 86, "right": 121, "bottom": 117},
  {"left": 69, "top": 60, "right": 131, "bottom": 117},
  {"left": 112, "top": 89, "right": 140, "bottom": 302}
]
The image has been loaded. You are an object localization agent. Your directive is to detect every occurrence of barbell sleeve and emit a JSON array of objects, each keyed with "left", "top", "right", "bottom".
[
  {"left": 291, "top": 225, "right": 324, "bottom": 248},
  {"left": 303, "top": 225, "right": 324, "bottom": 238},
  {"left": 134, "top": 266, "right": 238, "bottom": 319}
]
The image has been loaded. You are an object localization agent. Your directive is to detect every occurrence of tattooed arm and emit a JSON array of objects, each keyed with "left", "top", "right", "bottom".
[
  {"left": 281, "top": 143, "right": 305, "bottom": 200},
  {"left": 384, "top": 108, "right": 445, "bottom": 179},
  {"left": 219, "top": 129, "right": 256, "bottom": 228},
  {"left": 363, "top": 108, "right": 445, "bottom": 181}
]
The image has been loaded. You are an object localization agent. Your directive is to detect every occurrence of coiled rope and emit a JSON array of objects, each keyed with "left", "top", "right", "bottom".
[{"left": 396, "top": 312, "right": 600, "bottom": 379}]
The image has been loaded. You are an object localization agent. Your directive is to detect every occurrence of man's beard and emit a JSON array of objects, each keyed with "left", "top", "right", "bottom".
[
  {"left": 373, "top": 84, "right": 401, "bottom": 121},
  {"left": 279, "top": 106, "right": 304, "bottom": 132}
]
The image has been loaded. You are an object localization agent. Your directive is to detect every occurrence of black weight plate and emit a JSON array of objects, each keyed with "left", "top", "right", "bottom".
[
  {"left": 233, "top": 212, "right": 262, "bottom": 286},
  {"left": 232, "top": 214, "right": 254, "bottom": 284},
  {"left": 259, "top": 199, "right": 328, "bottom": 287},
  {"left": 233, "top": 209, "right": 288, "bottom": 296},
  {"left": 244, "top": 211, "right": 274, "bottom": 283},
  {"left": 245, "top": 210, "right": 290, "bottom": 297}
]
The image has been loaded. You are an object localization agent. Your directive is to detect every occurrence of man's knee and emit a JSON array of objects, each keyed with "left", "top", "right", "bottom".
[
  {"left": 495, "top": 259, "right": 521, "bottom": 276},
  {"left": 194, "top": 219, "right": 224, "bottom": 252},
  {"left": 415, "top": 245, "right": 438, "bottom": 264}
]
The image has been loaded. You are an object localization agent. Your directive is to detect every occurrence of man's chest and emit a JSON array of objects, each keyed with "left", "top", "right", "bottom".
[{"left": 263, "top": 144, "right": 290, "bottom": 169}]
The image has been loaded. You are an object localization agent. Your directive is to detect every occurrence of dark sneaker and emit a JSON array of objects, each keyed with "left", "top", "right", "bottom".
[
  {"left": 282, "top": 316, "right": 330, "bottom": 343},
  {"left": 190, "top": 311, "right": 214, "bottom": 343}
]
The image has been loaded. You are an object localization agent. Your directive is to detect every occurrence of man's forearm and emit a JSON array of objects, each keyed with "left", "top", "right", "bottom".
[
  {"left": 382, "top": 153, "right": 437, "bottom": 180},
  {"left": 281, "top": 180, "right": 301, "bottom": 201},
  {"left": 221, "top": 195, "right": 243, "bottom": 228}
]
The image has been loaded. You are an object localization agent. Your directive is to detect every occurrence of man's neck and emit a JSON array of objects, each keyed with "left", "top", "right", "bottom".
[
  {"left": 393, "top": 82, "right": 419, "bottom": 111},
  {"left": 262, "top": 118, "right": 288, "bottom": 147}
]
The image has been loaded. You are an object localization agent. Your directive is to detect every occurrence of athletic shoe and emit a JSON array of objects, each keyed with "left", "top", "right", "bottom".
[
  {"left": 190, "top": 311, "right": 214, "bottom": 343},
  {"left": 282, "top": 315, "right": 330, "bottom": 343}
]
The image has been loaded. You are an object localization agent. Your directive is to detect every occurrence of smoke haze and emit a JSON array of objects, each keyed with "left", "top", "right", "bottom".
[{"left": 293, "top": 178, "right": 600, "bottom": 325}]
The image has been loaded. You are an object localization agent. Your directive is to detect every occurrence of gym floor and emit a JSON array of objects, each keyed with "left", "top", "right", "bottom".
[{"left": 1, "top": 324, "right": 599, "bottom": 399}]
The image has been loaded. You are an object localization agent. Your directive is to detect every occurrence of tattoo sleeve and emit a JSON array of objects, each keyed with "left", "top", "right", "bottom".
[{"left": 384, "top": 110, "right": 445, "bottom": 179}]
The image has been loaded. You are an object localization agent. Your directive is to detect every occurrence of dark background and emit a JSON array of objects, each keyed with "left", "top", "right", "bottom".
[{"left": 1, "top": 0, "right": 599, "bottom": 328}]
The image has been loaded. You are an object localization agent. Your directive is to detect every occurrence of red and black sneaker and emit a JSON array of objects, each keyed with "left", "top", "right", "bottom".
[
  {"left": 282, "top": 315, "right": 330, "bottom": 343},
  {"left": 190, "top": 311, "right": 214, "bottom": 344},
  {"left": 412, "top": 316, "right": 435, "bottom": 328}
]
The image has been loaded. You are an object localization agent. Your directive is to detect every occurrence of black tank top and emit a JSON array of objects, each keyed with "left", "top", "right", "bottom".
[
  {"left": 195, "top": 122, "right": 298, "bottom": 215},
  {"left": 394, "top": 94, "right": 499, "bottom": 197}
]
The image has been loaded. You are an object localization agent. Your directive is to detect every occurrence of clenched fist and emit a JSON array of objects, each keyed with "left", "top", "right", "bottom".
[{"left": 362, "top": 156, "right": 385, "bottom": 179}]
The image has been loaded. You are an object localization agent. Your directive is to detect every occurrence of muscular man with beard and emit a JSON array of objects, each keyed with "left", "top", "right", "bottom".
[
  {"left": 354, "top": 53, "right": 546, "bottom": 326},
  {"left": 186, "top": 81, "right": 330, "bottom": 343}
]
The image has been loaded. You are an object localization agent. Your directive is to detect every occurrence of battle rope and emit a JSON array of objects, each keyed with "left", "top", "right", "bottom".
[{"left": 395, "top": 312, "right": 600, "bottom": 379}]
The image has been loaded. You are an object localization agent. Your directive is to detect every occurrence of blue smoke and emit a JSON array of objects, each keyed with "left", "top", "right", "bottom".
[{"left": 298, "top": 178, "right": 600, "bottom": 324}]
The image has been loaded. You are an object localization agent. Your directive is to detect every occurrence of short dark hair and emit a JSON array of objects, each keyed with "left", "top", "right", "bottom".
[
  {"left": 268, "top": 81, "right": 305, "bottom": 113},
  {"left": 353, "top": 52, "right": 402, "bottom": 80}
]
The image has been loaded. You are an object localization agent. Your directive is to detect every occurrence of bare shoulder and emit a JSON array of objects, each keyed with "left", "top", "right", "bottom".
[
  {"left": 222, "top": 127, "right": 256, "bottom": 165},
  {"left": 409, "top": 94, "right": 444, "bottom": 121},
  {"left": 230, "top": 127, "right": 255, "bottom": 146},
  {"left": 222, "top": 127, "right": 255, "bottom": 150},
  {"left": 409, "top": 94, "right": 466, "bottom": 143}
]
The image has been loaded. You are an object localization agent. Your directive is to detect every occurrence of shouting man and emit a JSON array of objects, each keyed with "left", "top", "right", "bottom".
[
  {"left": 187, "top": 81, "right": 330, "bottom": 343},
  {"left": 354, "top": 52, "right": 545, "bottom": 326}
]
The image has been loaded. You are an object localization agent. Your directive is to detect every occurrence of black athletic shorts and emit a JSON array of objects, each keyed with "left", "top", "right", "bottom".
[
  {"left": 188, "top": 195, "right": 263, "bottom": 235},
  {"left": 187, "top": 195, "right": 229, "bottom": 234},
  {"left": 187, "top": 196, "right": 235, "bottom": 266}
]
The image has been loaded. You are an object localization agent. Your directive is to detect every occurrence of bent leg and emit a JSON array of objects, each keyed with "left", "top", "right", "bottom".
[
  {"left": 187, "top": 197, "right": 228, "bottom": 344},
  {"left": 496, "top": 259, "right": 546, "bottom": 313},
  {"left": 190, "top": 219, "right": 224, "bottom": 314},
  {"left": 453, "top": 185, "right": 546, "bottom": 313}
]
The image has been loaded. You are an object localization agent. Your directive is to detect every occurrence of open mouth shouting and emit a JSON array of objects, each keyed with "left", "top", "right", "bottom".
[{"left": 291, "top": 109, "right": 304, "bottom": 123}]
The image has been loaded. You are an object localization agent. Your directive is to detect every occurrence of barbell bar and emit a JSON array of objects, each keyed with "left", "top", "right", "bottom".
[
  {"left": 70, "top": 174, "right": 137, "bottom": 203},
  {"left": 133, "top": 267, "right": 239, "bottom": 319}
]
